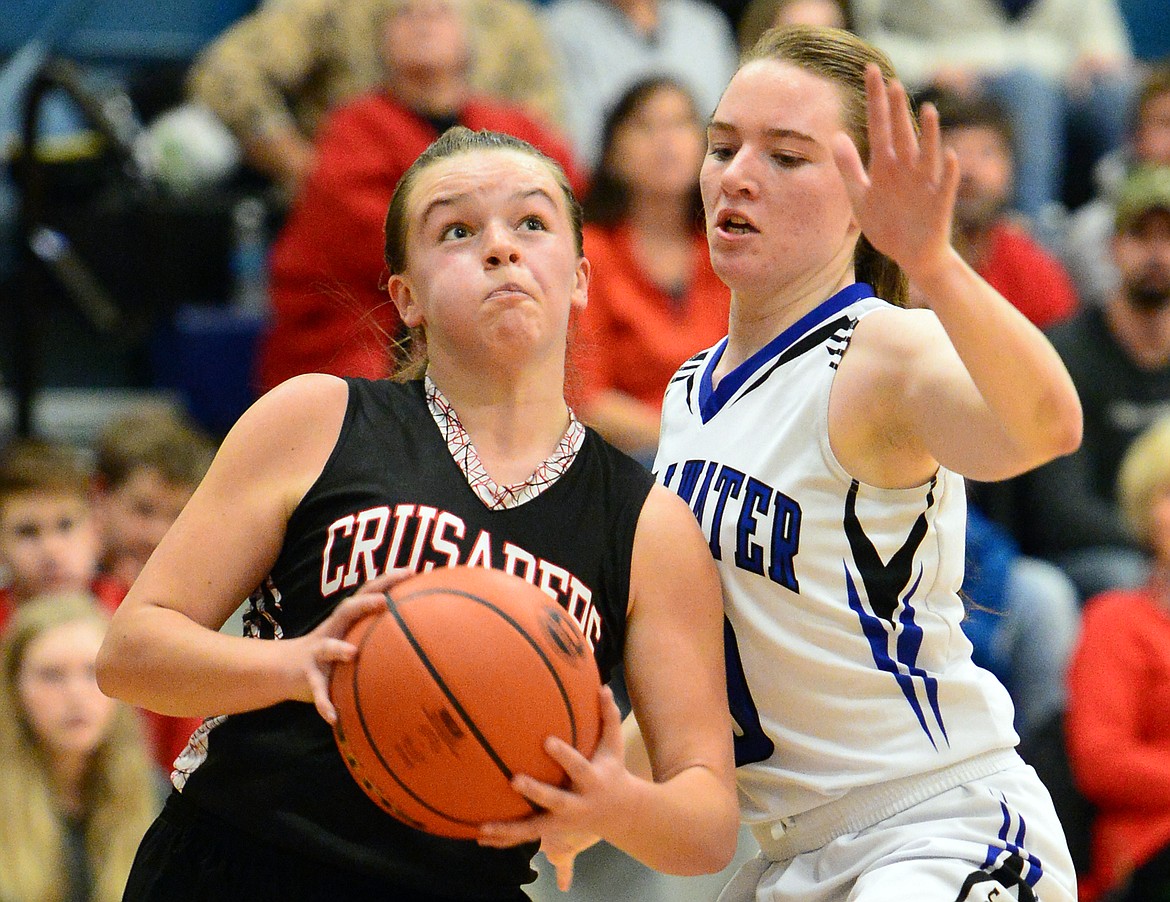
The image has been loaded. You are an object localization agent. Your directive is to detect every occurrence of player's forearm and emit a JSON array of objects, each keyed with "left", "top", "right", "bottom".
[
  {"left": 97, "top": 603, "right": 305, "bottom": 717},
  {"left": 913, "top": 247, "right": 1083, "bottom": 470},
  {"left": 604, "top": 764, "right": 738, "bottom": 876}
]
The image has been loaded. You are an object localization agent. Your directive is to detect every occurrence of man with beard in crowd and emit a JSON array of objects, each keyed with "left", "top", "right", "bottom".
[
  {"left": 1015, "top": 165, "right": 1170, "bottom": 601},
  {"left": 934, "top": 89, "right": 1080, "bottom": 329}
]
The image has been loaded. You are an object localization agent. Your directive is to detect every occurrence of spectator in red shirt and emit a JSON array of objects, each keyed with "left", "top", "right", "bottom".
[
  {"left": 934, "top": 89, "right": 1080, "bottom": 330},
  {"left": 255, "top": 0, "right": 585, "bottom": 393},
  {"left": 1067, "top": 413, "right": 1170, "bottom": 901},
  {"left": 571, "top": 76, "right": 730, "bottom": 466}
]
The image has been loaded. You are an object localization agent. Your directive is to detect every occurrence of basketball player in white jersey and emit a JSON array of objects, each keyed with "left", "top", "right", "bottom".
[{"left": 652, "top": 25, "right": 1083, "bottom": 902}]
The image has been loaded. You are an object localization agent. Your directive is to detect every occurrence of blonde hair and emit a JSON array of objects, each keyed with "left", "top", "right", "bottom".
[
  {"left": 743, "top": 25, "right": 909, "bottom": 306},
  {"left": 1117, "top": 416, "right": 1170, "bottom": 549},
  {"left": 0, "top": 593, "right": 159, "bottom": 902}
]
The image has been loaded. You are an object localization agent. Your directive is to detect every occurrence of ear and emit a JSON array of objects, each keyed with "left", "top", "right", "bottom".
[
  {"left": 386, "top": 273, "right": 424, "bottom": 327},
  {"left": 570, "top": 256, "right": 590, "bottom": 313}
]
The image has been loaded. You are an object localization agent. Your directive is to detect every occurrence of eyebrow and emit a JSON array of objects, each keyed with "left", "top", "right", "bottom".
[
  {"left": 420, "top": 187, "right": 559, "bottom": 229},
  {"left": 707, "top": 121, "right": 817, "bottom": 144}
]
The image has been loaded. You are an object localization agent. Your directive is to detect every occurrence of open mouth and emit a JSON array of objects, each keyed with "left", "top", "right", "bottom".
[{"left": 717, "top": 211, "right": 758, "bottom": 235}]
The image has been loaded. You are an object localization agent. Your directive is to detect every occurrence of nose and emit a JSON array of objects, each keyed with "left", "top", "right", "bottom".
[
  {"left": 482, "top": 221, "right": 521, "bottom": 268},
  {"left": 718, "top": 148, "right": 759, "bottom": 198}
]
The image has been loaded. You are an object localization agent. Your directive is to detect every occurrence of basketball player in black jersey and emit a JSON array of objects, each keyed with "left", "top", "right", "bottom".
[{"left": 96, "top": 127, "right": 737, "bottom": 901}]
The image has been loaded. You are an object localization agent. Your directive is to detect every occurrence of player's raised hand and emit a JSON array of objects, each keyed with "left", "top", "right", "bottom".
[{"left": 832, "top": 63, "right": 960, "bottom": 285}]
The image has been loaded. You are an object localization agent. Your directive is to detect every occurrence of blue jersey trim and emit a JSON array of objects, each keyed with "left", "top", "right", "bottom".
[{"left": 697, "top": 282, "right": 875, "bottom": 424}]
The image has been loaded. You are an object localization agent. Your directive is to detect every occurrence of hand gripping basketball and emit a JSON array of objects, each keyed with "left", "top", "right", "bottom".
[{"left": 329, "top": 566, "right": 603, "bottom": 838}]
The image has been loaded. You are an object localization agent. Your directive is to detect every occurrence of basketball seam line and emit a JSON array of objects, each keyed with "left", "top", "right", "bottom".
[
  {"left": 394, "top": 585, "right": 581, "bottom": 749},
  {"left": 350, "top": 585, "right": 581, "bottom": 826},
  {"left": 347, "top": 617, "right": 460, "bottom": 828}
]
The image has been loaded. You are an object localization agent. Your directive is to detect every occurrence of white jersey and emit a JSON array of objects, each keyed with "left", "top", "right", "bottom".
[{"left": 654, "top": 283, "right": 1018, "bottom": 823}]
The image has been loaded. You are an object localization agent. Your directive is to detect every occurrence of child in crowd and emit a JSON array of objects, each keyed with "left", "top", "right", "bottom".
[
  {"left": 0, "top": 592, "right": 160, "bottom": 902},
  {"left": 0, "top": 440, "right": 122, "bottom": 630},
  {"left": 0, "top": 436, "right": 206, "bottom": 773},
  {"left": 92, "top": 406, "right": 217, "bottom": 588}
]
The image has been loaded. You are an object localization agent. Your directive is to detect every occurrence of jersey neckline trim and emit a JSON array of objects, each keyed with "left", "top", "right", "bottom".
[
  {"left": 424, "top": 374, "right": 586, "bottom": 510},
  {"left": 697, "top": 282, "right": 874, "bottom": 423}
]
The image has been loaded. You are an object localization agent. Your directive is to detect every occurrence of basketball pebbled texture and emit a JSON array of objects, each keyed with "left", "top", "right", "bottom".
[{"left": 330, "top": 566, "right": 602, "bottom": 839}]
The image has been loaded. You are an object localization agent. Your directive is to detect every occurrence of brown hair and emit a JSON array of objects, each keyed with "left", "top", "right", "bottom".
[
  {"left": 382, "top": 126, "right": 584, "bottom": 379},
  {"left": 929, "top": 88, "right": 1015, "bottom": 149},
  {"left": 94, "top": 405, "right": 216, "bottom": 490},
  {"left": 743, "top": 24, "right": 909, "bottom": 306},
  {"left": 583, "top": 75, "right": 704, "bottom": 229},
  {"left": 0, "top": 439, "right": 92, "bottom": 515},
  {"left": 1135, "top": 63, "right": 1170, "bottom": 133}
]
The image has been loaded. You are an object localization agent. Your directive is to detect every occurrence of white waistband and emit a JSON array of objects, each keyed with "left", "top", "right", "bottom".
[{"left": 750, "top": 748, "right": 1022, "bottom": 861}]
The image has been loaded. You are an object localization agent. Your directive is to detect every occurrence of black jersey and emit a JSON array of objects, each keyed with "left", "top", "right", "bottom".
[{"left": 176, "top": 378, "right": 653, "bottom": 899}]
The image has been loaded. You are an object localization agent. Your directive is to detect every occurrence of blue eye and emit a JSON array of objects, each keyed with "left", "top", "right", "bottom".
[
  {"left": 441, "top": 223, "right": 471, "bottom": 240},
  {"left": 521, "top": 215, "right": 547, "bottom": 231}
]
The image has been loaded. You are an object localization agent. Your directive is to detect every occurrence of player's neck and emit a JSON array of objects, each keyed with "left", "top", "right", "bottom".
[
  {"left": 719, "top": 269, "right": 854, "bottom": 382},
  {"left": 428, "top": 364, "right": 572, "bottom": 485}
]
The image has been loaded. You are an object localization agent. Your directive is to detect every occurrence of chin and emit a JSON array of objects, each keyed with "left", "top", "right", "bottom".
[{"left": 708, "top": 253, "right": 750, "bottom": 288}]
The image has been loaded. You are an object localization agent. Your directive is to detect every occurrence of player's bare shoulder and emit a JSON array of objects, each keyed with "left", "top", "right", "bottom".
[
  {"left": 830, "top": 306, "right": 945, "bottom": 488},
  {"left": 216, "top": 373, "right": 352, "bottom": 515},
  {"left": 847, "top": 305, "right": 944, "bottom": 375}
]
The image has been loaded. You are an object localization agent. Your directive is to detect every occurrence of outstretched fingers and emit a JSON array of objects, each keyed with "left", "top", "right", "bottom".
[
  {"left": 865, "top": 62, "right": 894, "bottom": 167},
  {"left": 918, "top": 99, "right": 944, "bottom": 185},
  {"left": 865, "top": 63, "right": 920, "bottom": 171},
  {"left": 916, "top": 100, "right": 961, "bottom": 204},
  {"left": 838, "top": 63, "right": 961, "bottom": 272},
  {"left": 888, "top": 75, "right": 918, "bottom": 165}
]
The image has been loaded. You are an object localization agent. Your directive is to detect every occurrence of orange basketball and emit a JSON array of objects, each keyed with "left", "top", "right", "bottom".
[{"left": 330, "top": 566, "right": 602, "bottom": 839}]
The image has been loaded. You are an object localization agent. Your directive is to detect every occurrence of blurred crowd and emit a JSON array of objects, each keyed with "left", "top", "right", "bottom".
[{"left": 2, "top": 0, "right": 1170, "bottom": 899}]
